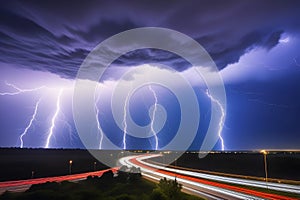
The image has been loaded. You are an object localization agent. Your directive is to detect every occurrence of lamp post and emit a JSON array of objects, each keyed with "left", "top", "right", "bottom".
[
  {"left": 69, "top": 160, "right": 73, "bottom": 175},
  {"left": 94, "top": 161, "right": 97, "bottom": 171},
  {"left": 260, "top": 150, "right": 268, "bottom": 189}
]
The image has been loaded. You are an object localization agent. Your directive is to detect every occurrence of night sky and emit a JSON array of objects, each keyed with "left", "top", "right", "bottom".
[{"left": 0, "top": 0, "right": 300, "bottom": 150}]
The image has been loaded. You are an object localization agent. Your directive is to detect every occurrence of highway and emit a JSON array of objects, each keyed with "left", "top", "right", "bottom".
[
  {"left": 0, "top": 168, "right": 118, "bottom": 194},
  {"left": 119, "top": 154, "right": 300, "bottom": 200},
  {"left": 1, "top": 154, "right": 299, "bottom": 199},
  {"left": 137, "top": 155, "right": 300, "bottom": 194}
]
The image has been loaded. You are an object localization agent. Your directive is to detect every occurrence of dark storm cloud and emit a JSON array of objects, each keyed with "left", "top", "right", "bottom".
[
  {"left": 0, "top": 0, "right": 300, "bottom": 78},
  {"left": 207, "top": 30, "right": 285, "bottom": 68},
  {"left": 113, "top": 49, "right": 191, "bottom": 71}
]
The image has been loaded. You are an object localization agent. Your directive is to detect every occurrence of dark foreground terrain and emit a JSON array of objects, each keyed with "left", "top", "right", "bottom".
[
  {"left": 0, "top": 168, "right": 202, "bottom": 200},
  {"left": 0, "top": 148, "right": 299, "bottom": 182},
  {"left": 154, "top": 151, "right": 300, "bottom": 181},
  {"left": 0, "top": 148, "right": 108, "bottom": 181}
]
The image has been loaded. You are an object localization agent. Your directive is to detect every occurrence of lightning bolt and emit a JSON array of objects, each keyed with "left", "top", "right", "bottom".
[
  {"left": 122, "top": 93, "right": 130, "bottom": 150},
  {"left": 45, "top": 89, "right": 63, "bottom": 148},
  {"left": 149, "top": 85, "right": 159, "bottom": 150},
  {"left": 0, "top": 81, "right": 46, "bottom": 147},
  {"left": 1, "top": 82, "right": 72, "bottom": 148},
  {"left": 19, "top": 98, "right": 42, "bottom": 148},
  {"left": 95, "top": 106, "right": 104, "bottom": 149},
  {"left": 294, "top": 58, "right": 300, "bottom": 67},
  {"left": 64, "top": 120, "right": 75, "bottom": 145},
  {"left": 95, "top": 94, "right": 104, "bottom": 149},
  {"left": 59, "top": 108, "right": 75, "bottom": 146},
  {"left": 206, "top": 89, "right": 225, "bottom": 151},
  {"left": 0, "top": 81, "right": 45, "bottom": 96}
]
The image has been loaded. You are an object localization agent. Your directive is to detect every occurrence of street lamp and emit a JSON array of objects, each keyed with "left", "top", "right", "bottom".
[
  {"left": 93, "top": 161, "right": 97, "bottom": 171},
  {"left": 260, "top": 150, "right": 268, "bottom": 189},
  {"left": 69, "top": 160, "right": 73, "bottom": 175}
]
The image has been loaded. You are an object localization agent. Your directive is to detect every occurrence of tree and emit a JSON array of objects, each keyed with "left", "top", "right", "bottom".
[
  {"left": 150, "top": 189, "right": 168, "bottom": 200},
  {"left": 156, "top": 178, "right": 182, "bottom": 200},
  {"left": 100, "top": 170, "right": 114, "bottom": 182}
]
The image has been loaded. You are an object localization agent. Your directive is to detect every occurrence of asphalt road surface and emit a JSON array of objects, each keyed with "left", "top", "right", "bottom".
[{"left": 119, "top": 154, "right": 300, "bottom": 200}]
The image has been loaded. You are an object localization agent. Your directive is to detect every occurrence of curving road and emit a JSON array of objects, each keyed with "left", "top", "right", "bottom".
[
  {"left": 119, "top": 154, "right": 300, "bottom": 200},
  {"left": 1, "top": 154, "right": 299, "bottom": 200}
]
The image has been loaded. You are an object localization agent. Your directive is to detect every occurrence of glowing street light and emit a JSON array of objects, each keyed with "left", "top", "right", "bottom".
[
  {"left": 94, "top": 161, "right": 97, "bottom": 171},
  {"left": 69, "top": 160, "right": 73, "bottom": 175},
  {"left": 260, "top": 150, "right": 268, "bottom": 189}
]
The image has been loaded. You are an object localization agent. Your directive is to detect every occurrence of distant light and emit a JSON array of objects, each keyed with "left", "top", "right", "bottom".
[
  {"left": 279, "top": 37, "right": 290, "bottom": 43},
  {"left": 260, "top": 150, "right": 267, "bottom": 155}
]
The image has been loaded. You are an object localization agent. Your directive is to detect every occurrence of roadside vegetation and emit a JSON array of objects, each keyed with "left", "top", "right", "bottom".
[{"left": 0, "top": 166, "right": 204, "bottom": 200}]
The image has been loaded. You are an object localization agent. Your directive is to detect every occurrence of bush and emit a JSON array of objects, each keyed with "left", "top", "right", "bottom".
[
  {"left": 0, "top": 173, "right": 202, "bottom": 200},
  {"left": 115, "top": 194, "right": 135, "bottom": 200},
  {"left": 28, "top": 181, "right": 60, "bottom": 192},
  {"left": 116, "top": 166, "right": 142, "bottom": 183},
  {"left": 156, "top": 178, "right": 182, "bottom": 200},
  {"left": 150, "top": 189, "right": 168, "bottom": 200},
  {"left": 100, "top": 170, "right": 114, "bottom": 182}
]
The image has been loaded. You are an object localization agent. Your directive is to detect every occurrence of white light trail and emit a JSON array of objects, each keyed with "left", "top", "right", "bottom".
[
  {"left": 142, "top": 173, "right": 222, "bottom": 200},
  {"left": 45, "top": 89, "right": 63, "bottom": 148},
  {"left": 19, "top": 98, "right": 42, "bottom": 148},
  {"left": 122, "top": 93, "right": 130, "bottom": 150},
  {"left": 206, "top": 90, "right": 225, "bottom": 151},
  {"left": 135, "top": 155, "right": 300, "bottom": 195},
  {"left": 119, "top": 155, "right": 263, "bottom": 200},
  {"left": 149, "top": 85, "right": 159, "bottom": 150},
  {"left": 0, "top": 81, "right": 45, "bottom": 96}
]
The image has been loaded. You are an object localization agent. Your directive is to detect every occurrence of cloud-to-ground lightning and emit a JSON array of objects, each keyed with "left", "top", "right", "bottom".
[
  {"left": 59, "top": 107, "right": 76, "bottom": 146},
  {"left": 0, "top": 81, "right": 46, "bottom": 147},
  {"left": 122, "top": 93, "right": 130, "bottom": 150},
  {"left": 45, "top": 89, "right": 63, "bottom": 148},
  {"left": 149, "top": 85, "right": 159, "bottom": 150},
  {"left": 94, "top": 93, "right": 104, "bottom": 149},
  {"left": 0, "top": 81, "right": 73, "bottom": 148},
  {"left": 19, "top": 98, "right": 42, "bottom": 148},
  {"left": 95, "top": 105, "right": 104, "bottom": 149},
  {"left": 206, "top": 90, "right": 225, "bottom": 151},
  {"left": 0, "top": 81, "right": 45, "bottom": 96}
]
